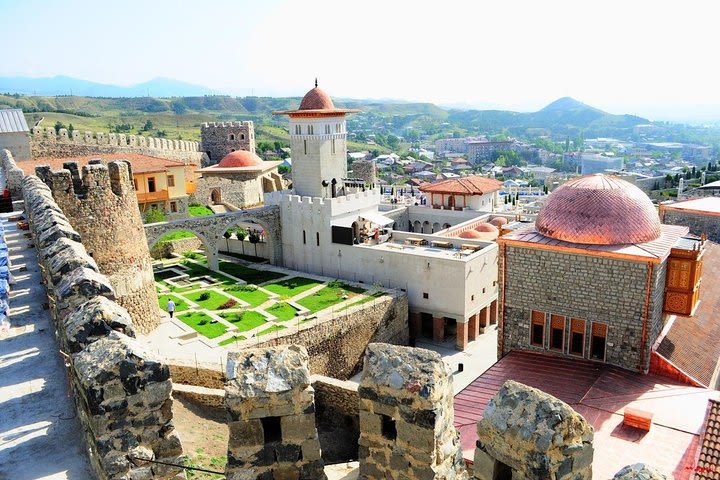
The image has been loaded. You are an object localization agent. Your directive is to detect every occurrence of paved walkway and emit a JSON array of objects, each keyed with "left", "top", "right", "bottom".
[{"left": 0, "top": 213, "right": 93, "bottom": 480}]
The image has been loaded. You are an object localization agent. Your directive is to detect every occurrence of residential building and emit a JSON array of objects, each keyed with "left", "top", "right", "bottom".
[{"left": 0, "top": 109, "right": 31, "bottom": 161}]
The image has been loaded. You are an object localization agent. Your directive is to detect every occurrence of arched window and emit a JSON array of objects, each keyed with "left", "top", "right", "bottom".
[
  {"left": 228, "top": 134, "right": 235, "bottom": 140},
  {"left": 325, "top": 124, "right": 331, "bottom": 134},
  {"left": 307, "top": 125, "right": 314, "bottom": 135},
  {"left": 304, "top": 139, "right": 307, "bottom": 155},
  {"left": 240, "top": 134, "right": 245, "bottom": 140},
  {"left": 336, "top": 123, "right": 341, "bottom": 133}
]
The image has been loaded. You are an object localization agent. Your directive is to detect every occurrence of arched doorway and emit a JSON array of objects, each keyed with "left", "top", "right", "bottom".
[
  {"left": 211, "top": 188, "right": 222, "bottom": 205},
  {"left": 219, "top": 220, "right": 270, "bottom": 262},
  {"left": 149, "top": 229, "right": 214, "bottom": 266}
]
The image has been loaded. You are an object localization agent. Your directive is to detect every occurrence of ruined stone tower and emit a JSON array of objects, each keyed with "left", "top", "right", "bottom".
[
  {"left": 38, "top": 161, "right": 161, "bottom": 333},
  {"left": 200, "top": 121, "right": 256, "bottom": 165}
]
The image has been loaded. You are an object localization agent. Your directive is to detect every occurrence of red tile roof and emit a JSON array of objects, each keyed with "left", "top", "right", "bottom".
[
  {"left": 696, "top": 399, "right": 720, "bottom": 479},
  {"left": 299, "top": 86, "right": 335, "bottom": 110},
  {"left": 656, "top": 241, "right": 720, "bottom": 387},
  {"left": 499, "top": 223, "right": 688, "bottom": 263},
  {"left": 454, "top": 351, "right": 719, "bottom": 479},
  {"left": 22, "top": 154, "right": 186, "bottom": 175},
  {"left": 419, "top": 175, "right": 502, "bottom": 195}
]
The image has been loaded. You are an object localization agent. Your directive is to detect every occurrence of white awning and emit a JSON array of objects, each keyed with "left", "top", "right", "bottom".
[
  {"left": 331, "top": 216, "right": 357, "bottom": 228},
  {"left": 360, "top": 212, "right": 395, "bottom": 226}
]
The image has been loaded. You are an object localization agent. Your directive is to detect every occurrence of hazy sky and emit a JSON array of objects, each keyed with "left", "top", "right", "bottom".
[{"left": 1, "top": 0, "right": 719, "bottom": 119}]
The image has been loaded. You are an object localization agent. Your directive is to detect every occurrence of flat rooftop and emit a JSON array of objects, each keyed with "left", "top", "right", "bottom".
[
  {"left": 661, "top": 197, "right": 720, "bottom": 216},
  {"left": 358, "top": 239, "right": 493, "bottom": 261},
  {"left": 453, "top": 351, "right": 719, "bottom": 479}
]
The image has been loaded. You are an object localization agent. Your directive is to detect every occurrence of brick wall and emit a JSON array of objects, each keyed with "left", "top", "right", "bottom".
[{"left": 662, "top": 209, "right": 720, "bottom": 243}]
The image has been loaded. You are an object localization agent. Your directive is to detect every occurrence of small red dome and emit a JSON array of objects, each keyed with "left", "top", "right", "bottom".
[
  {"left": 218, "top": 150, "right": 264, "bottom": 168},
  {"left": 299, "top": 87, "right": 335, "bottom": 110},
  {"left": 490, "top": 217, "right": 508, "bottom": 227},
  {"left": 475, "top": 223, "right": 498, "bottom": 232},
  {"left": 459, "top": 230, "right": 484, "bottom": 239},
  {"left": 536, "top": 174, "right": 661, "bottom": 245}
]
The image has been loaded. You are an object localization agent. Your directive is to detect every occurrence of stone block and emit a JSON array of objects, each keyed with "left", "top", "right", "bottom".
[
  {"left": 228, "top": 419, "right": 264, "bottom": 447},
  {"left": 63, "top": 296, "right": 134, "bottom": 353},
  {"left": 359, "top": 410, "right": 383, "bottom": 436},
  {"left": 280, "top": 414, "right": 316, "bottom": 442}
]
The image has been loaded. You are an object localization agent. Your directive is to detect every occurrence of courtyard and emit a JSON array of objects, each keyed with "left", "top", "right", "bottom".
[{"left": 152, "top": 252, "right": 383, "bottom": 350}]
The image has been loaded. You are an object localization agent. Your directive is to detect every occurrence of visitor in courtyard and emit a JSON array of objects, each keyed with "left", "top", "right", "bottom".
[{"left": 166, "top": 298, "right": 175, "bottom": 318}]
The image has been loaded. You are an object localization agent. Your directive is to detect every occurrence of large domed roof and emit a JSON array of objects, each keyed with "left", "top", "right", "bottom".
[
  {"left": 218, "top": 150, "right": 264, "bottom": 168},
  {"left": 535, "top": 174, "right": 661, "bottom": 245},
  {"left": 459, "top": 229, "right": 485, "bottom": 239},
  {"left": 299, "top": 87, "right": 335, "bottom": 110}
]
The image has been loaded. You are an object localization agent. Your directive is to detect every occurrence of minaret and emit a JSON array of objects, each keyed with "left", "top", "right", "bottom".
[{"left": 274, "top": 81, "right": 360, "bottom": 198}]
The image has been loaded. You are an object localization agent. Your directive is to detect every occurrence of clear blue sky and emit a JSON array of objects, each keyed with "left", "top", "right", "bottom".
[{"left": 1, "top": 0, "right": 719, "bottom": 119}]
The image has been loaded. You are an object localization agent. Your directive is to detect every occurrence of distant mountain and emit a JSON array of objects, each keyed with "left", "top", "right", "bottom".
[
  {"left": 0, "top": 75, "right": 217, "bottom": 97},
  {"left": 447, "top": 97, "right": 650, "bottom": 137}
]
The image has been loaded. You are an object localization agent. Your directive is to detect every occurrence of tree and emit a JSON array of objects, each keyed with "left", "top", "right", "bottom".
[
  {"left": 223, "top": 230, "right": 231, "bottom": 252},
  {"left": 143, "top": 207, "right": 165, "bottom": 224},
  {"left": 54, "top": 121, "right": 65, "bottom": 134},
  {"left": 236, "top": 228, "right": 248, "bottom": 255},
  {"left": 248, "top": 230, "right": 261, "bottom": 257},
  {"left": 67, "top": 123, "right": 74, "bottom": 137},
  {"left": 142, "top": 120, "right": 154, "bottom": 131}
]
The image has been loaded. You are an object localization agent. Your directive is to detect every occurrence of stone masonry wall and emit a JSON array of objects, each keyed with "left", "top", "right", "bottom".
[
  {"left": 247, "top": 293, "right": 409, "bottom": 379},
  {"left": 358, "top": 343, "right": 469, "bottom": 480},
  {"left": 21, "top": 174, "right": 184, "bottom": 479},
  {"left": 351, "top": 159, "right": 377, "bottom": 188},
  {"left": 1, "top": 148, "right": 26, "bottom": 198},
  {"left": 190, "top": 172, "right": 265, "bottom": 209},
  {"left": 150, "top": 236, "right": 203, "bottom": 260},
  {"left": 474, "top": 380, "right": 593, "bottom": 480},
  {"left": 39, "top": 161, "right": 162, "bottom": 333},
  {"left": 500, "top": 244, "right": 664, "bottom": 372},
  {"left": 200, "top": 121, "right": 255, "bottom": 166},
  {"left": 662, "top": 209, "right": 720, "bottom": 243},
  {"left": 224, "top": 345, "right": 326, "bottom": 480},
  {"left": 30, "top": 127, "right": 206, "bottom": 165}
]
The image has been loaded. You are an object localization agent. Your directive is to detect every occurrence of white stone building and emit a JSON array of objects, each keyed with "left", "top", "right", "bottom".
[{"left": 0, "top": 109, "right": 31, "bottom": 161}]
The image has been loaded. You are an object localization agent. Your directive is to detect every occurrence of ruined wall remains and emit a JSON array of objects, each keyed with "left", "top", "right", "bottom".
[
  {"left": 351, "top": 159, "right": 377, "bottom": 188},
  {"left": 612, "top": 463, "right": 670, "bottom": 480},
  {"left": 1, "top": 148, "right": 25, "bottom": 198},
  {"left": 30, "top": 127, "right": 207, "bottom": 165},
  {"left": 150, "top": 236, "right": 203, "bottom": 260},
  {"left": 312, "top": 375, "right": 360, "bottom": 464},
  {"left": 224, "top": 345, "right": 326, "bottom": 480},
  {"left": 358, "top": 343, "right": 469, "bottom": 480},
  {"left": 474, "top": 380, "right": 593, "bottom": 480},
  {"left": 21, "top": 174, "right": 184, "bottom": 479},
  {"left": 200, "top": 121, "right": 255, "bottom": 165},
  {"left": 38, "top": 161, "right": 162, "bottom": 333},
  {"left": 245, "top": 293, "right": 409, "bottom": 379}
]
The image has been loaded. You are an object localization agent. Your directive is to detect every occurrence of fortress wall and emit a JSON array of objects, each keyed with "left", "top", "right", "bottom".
[
  {"left": 20, "top": 174, "right": 185, "bottom": 479},
  {"left": 30, "top": 127, "right": 206, "bottom": 165},
  {"left": 1, "top": 148, "right": 26, "bottom": 198}
]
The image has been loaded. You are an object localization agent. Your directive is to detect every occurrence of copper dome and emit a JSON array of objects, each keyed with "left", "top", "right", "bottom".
[
  {"left": 299, "top": 87, "right": 335, "bottom": 110},
  {"left": 489, "top": 217, "right": 508, "bottom": 227},
  {"left": 475, "top": 223, "right": 498, "bottom": 232},
  {"left": 535, "top": 174, "right": 661, "bottom": 245},
  {"left": 218, "top": 150, "right": 264, "bottom": 168},
  {"left": 459, "top": 229, "right": 485, "bottom": 239}
]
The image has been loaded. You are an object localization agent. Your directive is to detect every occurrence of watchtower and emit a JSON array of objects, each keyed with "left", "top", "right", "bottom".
[
  {"left": 200, "top": 121, "right": 256, "bottom": 165},
  {"left": 274, "top": 81, "right": 360, "bottom": 198},
  {"left": 38, "top": 160, "right": 161, "bottom": 333}
]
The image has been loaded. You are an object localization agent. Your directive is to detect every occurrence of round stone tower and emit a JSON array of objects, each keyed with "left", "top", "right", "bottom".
[
  {"left": 38, "top": 160, "right": 161, "bottom": 333},
  {"left": 273, "top": 80, "right": 360, "bottom": 198}
]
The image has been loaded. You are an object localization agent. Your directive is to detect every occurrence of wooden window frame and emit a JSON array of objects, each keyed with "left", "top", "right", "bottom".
[
  {"left": 530, "top": 310, "right": 545, "bottom": 348},
  {"left": 549, "top": 314, "right": 565, "bottom": 352},
  {"left": 569, "top": 318, "right": 586, "bottom": 357},
  {"left": 147, "top": 176, "right": 156, "bottom": 193},
  {"left": 167, "top": 175, "right": 175, "bottom": 187},
  {"left": 590, "top": 322, "right": 608, "bottom": 362},
  {"left": 170, "top": 201, "right": 177, "bottom": 213}
]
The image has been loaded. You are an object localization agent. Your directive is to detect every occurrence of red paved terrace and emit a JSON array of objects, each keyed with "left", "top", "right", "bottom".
[{"left": 454, "top": 351, "right": 720, "bottom": 479}]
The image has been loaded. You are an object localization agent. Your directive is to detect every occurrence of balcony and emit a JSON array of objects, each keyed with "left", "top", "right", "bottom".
[
  {"left": 137, "top": 189, "right": 169, "bottom": 203},
  {"left": 185, "top": 181, "right": 197, "bottom": 194}
]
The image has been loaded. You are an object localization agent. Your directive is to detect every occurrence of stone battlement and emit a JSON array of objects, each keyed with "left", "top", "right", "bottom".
[
  {"left": 265, "top": 188, "right": 382, "bottom": 216},
  {"left": 19, "top": 174, "right": 184, "bottom": 479},
  {"left": 201, "top": 121, "right": 254, "bottom": 129},
  {"left": 37, "top": 160, "right": 134, "bottom": 201},
  {"left": 31, "top": 126, "right": 200, "bottom": 152}
]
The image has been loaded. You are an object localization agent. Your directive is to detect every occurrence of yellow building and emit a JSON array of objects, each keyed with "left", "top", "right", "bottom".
[{"left": 23, "top": 153, "right": 197, "bottom": 217}]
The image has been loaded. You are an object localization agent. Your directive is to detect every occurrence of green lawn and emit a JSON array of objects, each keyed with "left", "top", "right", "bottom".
[
  {"left": 264, "top": 277, "right": 321, "bottom": 299},
  {"left": 158, "top": 294, "right": 189, "bottom": 313},
  {"left": 158, "top": 230, "right": 197, "bottom": 241},
  {"left": 189, "top": 204, "right": 214, "bottom": 216},
  {"left": 297, "top": 284, "right": 365, "bottom": 313},
  {"left": 223, "top": 286, "right": 270, "bottom": 307},
  {"left": 256, "top": 324, "right": 287, "bottom": 336},
  {"left": 219, "top": 311, "right": 268, "bottom": 332},
  {"left": 265, "top": 302, "right": 299, "bottom": 321},
  {"left": 218, "top": 335, "right": 247, "bottom": 347},
  {"left": 178, "top": 312, "right": 227, "bottom": 339},
  {"left": 218, "top": 260, "right": 286, "bottom": 284},
  {"left": 337, "top": 292, "right": 384, "bottom": 311},
  {"left": 184, "top": 290, "right": 235, "bottom": 310}
]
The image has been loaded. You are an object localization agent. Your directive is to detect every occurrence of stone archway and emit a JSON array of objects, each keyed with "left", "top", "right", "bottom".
[
  {"left": 146, "top": 227, "right": 219, "bottom": 270},
  {"left": 211, "top": 215, "right": 280, "bottom": 266},
  {"left": 211, "top": 188, "right": 221, "bottom": 205}
]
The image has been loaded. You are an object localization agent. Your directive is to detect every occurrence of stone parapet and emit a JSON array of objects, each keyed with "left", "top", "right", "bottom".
[
  {"left": 612, "top": 463, "right": 670, "bottom": 480},
  {"left": 358, "top": 343, "right": 469, "bottom": 480},
  {"left": 20, "top": 173, "right": 185, "bottom": 479},
  {"left": 224, "top": 345, "right": 326, "bottom": 480},
  {"left": 474, "top": 380, "right": 593, "bottom": 480},
  {"left": 0, "top": 148, "right": 25, "bottom": 198}
]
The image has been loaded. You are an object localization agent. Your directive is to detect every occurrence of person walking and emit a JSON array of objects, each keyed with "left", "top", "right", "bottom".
[{"left": 166, "top": 298, "right": 175, "bottom": 318}]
